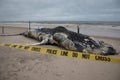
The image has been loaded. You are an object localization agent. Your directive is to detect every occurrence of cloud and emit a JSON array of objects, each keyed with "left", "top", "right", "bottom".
[{"left": 0, "top": 0, "right": 120, "bottom": 21}]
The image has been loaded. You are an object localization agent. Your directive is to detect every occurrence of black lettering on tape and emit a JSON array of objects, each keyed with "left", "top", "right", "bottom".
[
  {"left": 61, "top": 51, "right": 68, "bottom": 56},
  {"left": 31, "top": 47, "right": 41, "bottom": 52},
  {"left": 18, "top": 45, "right": 23, "bottom": 49},
  {"left": 24, "top": 46, "right": 30, "bottom": 50},
  {"left": 4, "top": 44, "right": 11, "bottom": 47},
  {"left": 72, "top": 52, "right": 78, "bottom": 58},
  {"left": 95, "top": 56, "right": 111, "bottom": 62},
  {"left": 46, "top": 49, "right": 57, "bottom": 54},
  {"left": 11, "top": 45, "right": 17, "bottom": 48},
  {"left": 82, "top": 54, "right": 90, "bottom": 59}
]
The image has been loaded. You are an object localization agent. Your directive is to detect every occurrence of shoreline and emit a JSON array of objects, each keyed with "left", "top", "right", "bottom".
[{"left": 0, "top": 26, "right": 120, "bottom": 39}]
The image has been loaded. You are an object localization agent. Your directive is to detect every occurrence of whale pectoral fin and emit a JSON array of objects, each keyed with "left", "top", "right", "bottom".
[
  {"left": 25, "top": 42, "right": 43, "bottom": 46},
  {"left": 29, "top": 42, "right": 45, "bottom": 46},
  {"left": 26, "top": 38, "right": 49, "bottom": 46}
]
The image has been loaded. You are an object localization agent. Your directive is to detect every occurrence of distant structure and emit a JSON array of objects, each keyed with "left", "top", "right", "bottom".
[
  {"left": 77, "top": 24, "right": 80, "bottom": 33},
  {"left": 28, "top": 21, "right": 31, "bottom": 30},
  {"left": 2, "top": 27, "right": 4, "bottom": 34}
]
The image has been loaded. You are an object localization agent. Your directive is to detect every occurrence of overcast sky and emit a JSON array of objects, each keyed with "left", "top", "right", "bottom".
[{"left": 0, "top": 0, "right": 120, "bottom": 21}]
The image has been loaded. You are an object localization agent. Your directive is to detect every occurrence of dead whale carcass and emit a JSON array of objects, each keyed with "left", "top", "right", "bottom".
[{"left": 23, "top": 26, "right": 116, "bottom": 55}]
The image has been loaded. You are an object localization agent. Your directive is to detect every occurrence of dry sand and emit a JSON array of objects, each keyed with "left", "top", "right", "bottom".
[{"left": 0, "top": 26, "right": 120, "bottom": 80}]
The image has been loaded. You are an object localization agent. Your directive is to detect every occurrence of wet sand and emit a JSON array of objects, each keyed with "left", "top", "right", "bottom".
[{"left": 0, "top": 27, "right": 120, "bottom": 80}]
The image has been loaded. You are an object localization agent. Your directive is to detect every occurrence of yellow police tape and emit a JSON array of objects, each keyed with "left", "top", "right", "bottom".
[{"left": 0, "top": 43, "right": 120, "bottom": 64}]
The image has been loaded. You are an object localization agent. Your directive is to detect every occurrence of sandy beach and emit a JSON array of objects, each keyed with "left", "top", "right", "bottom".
[{"left": 0, "top": 25, "right": 120, "bottom": 80}]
